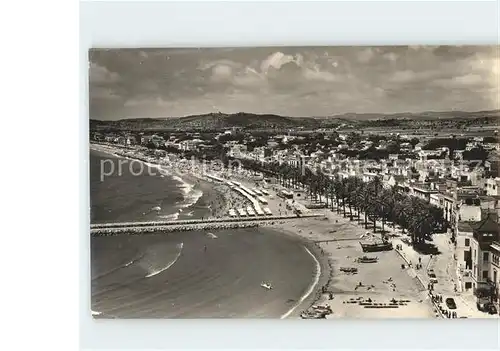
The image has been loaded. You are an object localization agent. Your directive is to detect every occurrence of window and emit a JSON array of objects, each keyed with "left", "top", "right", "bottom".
[
  {"left": 465, "top": 282, "right": 472, "bottom": 289},
  {"left": 482, "top": 270, "right": 489, "bottom": 279},
  {"left": 483, "top": 252, "right": 489, "bottom": 262},
  {"left": 465, "top": 238, "right": 470, "bottom": 246}
]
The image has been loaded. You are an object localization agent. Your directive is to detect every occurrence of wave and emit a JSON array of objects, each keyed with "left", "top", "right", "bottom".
[
  {"left": 171, "top": 175, "right": 204, "bottom": 210},
  {"left": 171, "top": 175, "right": 193, "bottom": 195},
  {"left": 179, "top": 189, "right": 203, "bottom": 209},
  {"left": 145, "top": 243, "right": 184, "bottom": 278},
  {"left": 92, "top": 254, "right": 145, "bottom": 280},
  {"left": 280, "top": 246, "right": 321, "bottom": 319},
  {"left": 158, "top": 212, "right": 180, "bottom": 221}
]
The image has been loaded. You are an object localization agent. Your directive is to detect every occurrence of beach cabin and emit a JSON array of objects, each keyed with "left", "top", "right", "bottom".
[
  {"left": 254, "top": 205, "right": 265, "bottom": 216},
  {"left": 264, "top": 207, "right": 273, "bottom": 216},
  {"left": 260, "top": 189, "right": 270, "bottom": 196},
  {"left": 233, "top": 181, "right": 242, "bottom": 186},
  {"left": 241, "top": 185, "right": 256, "bottom": 196},
  {"left": 253, "top": 188, "right": 263, "bottom": 196},
  {"left": 258, "top": 196, "right": 268, "bottom": 205},
  {"left": 237, "top": 208, "right": 247, "bottom": 217},
  {"left": 246, "top": 206, "right": 256, "bottom": 216},
  {"left": 207, "top": 174, "right": 223, "bottom": 183},
  {"left": 228, "top": 209, "right": 237, "bottom": 217}
]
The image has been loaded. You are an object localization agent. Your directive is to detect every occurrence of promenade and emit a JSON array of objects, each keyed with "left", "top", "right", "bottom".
[{"left": 394, "top": 232, "right": 498, "bottom": 318}]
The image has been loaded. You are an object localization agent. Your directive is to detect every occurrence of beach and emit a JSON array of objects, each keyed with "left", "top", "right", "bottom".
[{"left": 272, "top": 213, "right": 437, "bottom": 319}]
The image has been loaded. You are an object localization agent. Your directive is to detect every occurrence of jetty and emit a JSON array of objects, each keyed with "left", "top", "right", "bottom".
[{"left": 90, "top": 213, "right": 324, "bottom": 236}]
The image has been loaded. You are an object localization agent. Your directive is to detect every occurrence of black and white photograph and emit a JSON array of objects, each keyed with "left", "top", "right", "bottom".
[{"left": 89, "top": 45, "right": 500, "bottom": 319}]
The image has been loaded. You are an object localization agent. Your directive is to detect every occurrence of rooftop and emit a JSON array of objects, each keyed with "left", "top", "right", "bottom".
[
  {"left": 473, "top": 212, "right": 498, "bottom": 234},
  {"left": 457, "top": 221, "right": 474, "bottom": 233},
  {"left": 472, "top": 213, "right": 499, "bottom": 249}
]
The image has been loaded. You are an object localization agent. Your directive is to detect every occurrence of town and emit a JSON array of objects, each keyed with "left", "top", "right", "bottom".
[{"left": 90, "top": 112, "right": 500, "bottom": 318}]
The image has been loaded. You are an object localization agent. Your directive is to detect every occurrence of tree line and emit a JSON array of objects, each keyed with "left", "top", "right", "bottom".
[{"left": 235, "top": 157, "right": 446, "bottom": 248}]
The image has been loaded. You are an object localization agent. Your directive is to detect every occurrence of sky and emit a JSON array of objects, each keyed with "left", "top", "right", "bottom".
[{"left": 89, "top": 46, "right": 499, "bottom": 120}]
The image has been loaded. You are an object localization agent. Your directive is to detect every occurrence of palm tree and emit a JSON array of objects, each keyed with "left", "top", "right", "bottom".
[{"left": 367, "top": 177, "right": 382, "bottom": 232}]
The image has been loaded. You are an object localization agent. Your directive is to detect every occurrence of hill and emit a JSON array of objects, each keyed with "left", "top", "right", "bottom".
[{"left": 89, "top": 109, "right": 499, "bottom": 131}]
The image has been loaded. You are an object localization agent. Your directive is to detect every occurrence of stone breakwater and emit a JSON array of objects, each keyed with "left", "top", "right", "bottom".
[
  {"left": 91, "top": 214, "right": 321, "bottom": 229},
  {"left": 90, "top": 216, "right": 321, "bottom": 237},
  {"left": 91, "top": 214, "right": 323, "bottom": 236},
  {"left": 92, "top": 222, "right": 260, "bottom": 236}
]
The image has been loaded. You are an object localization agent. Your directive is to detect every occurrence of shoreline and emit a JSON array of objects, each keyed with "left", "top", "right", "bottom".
[
  {"left": 272, "top": 228, "right": 332, "bottom": 319},
  {"left": 90, "top": 143, "right": 235, "bottom": 221}
]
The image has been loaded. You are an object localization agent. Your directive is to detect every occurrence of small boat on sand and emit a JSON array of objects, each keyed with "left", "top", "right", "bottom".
[
  {"left": 359, "top": 240, "right": 393, "bottom": 252},
  {"left": 357, "top": 256, "right": 379, "bottom": 263},
  {"left": 260, "top": 282, "right": 272, "bottom": 290},
  {"left": 340, "top": 267, "right": 358, "bottom": 274}
]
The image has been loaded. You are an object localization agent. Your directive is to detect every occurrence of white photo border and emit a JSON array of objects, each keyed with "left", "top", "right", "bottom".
[{"left": 80, "top": 1, "right": 500, "bottom": 350}]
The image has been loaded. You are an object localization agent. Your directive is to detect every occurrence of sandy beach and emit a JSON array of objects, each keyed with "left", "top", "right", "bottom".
[{"left": 271, "top": 212, "right": 437, "bottom": 319}]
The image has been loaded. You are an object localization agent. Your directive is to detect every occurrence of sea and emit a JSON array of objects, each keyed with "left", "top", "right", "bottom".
[{"left": 90, "top": 149, "right": 318, "bottom": 318}]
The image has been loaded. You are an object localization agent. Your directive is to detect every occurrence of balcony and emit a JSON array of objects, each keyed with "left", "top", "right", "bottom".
[{"left": 461, "top": 269, "right": 473, "bottom": 278}]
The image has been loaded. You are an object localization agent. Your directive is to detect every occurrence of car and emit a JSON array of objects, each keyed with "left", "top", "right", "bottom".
[
  {"left": 477, "top": 302, "right": 498, "bottom": 314},
  {"left": 487, "top": 303, "right": 498, "bottom": 315},
  {"left": 445, "top": 298, "right": 457, "bottom": 309},
  {"left": 428, "top": 272, "right": 438, "bottom": 283}
]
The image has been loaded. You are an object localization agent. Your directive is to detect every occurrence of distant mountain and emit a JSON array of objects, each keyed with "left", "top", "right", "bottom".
[
  {"left": 90, "top": 112, "right": 323, "bottom": 131},
  {"left": 323, "top": 109, "right": 500, "bottom": 121},
  {"left": 90, "top": 109, "right": 499, "bottom": 131}
]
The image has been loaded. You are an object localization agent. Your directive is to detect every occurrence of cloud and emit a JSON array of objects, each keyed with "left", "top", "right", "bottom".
[
  {"left": 389, "top": 69, "right": 437, "bottom": 84},
  {"left": 198, "top": 59, "right": 242, "bottom": 71},
  {"left": 383, "top": 52, "right": 398, "bottom": 62},
  {"left": 124, "top": 96, "right": 171, "bottom": 107},
  {"left": 233, "top": 67, "right": 266, "bottom": 88},
  {"left": 89, "top": 62, "right": 120, "bottom": 84},
  {"left": 90, "top": 86, "right": 122, "bottom": 100},
  {"left": 210, "top": 64, "right": 233, "bottom": 82},
  {"left": 357, "top": 48, "right": 375, "bottom": 63},
  {"left": 433, "top": 74, "right": 484, "bottom": 88},
  {"left": 302, "top": 66, "right": 338, "bottom": 82},
  {"left": 408, "top": 45, "right": 438, "bottom": 52},
  {"left": 261, "top": 52, "right": 297, "bottom": 74},
  {"left": 136, "top": 79, "right": 160, "bottom": 92}
]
